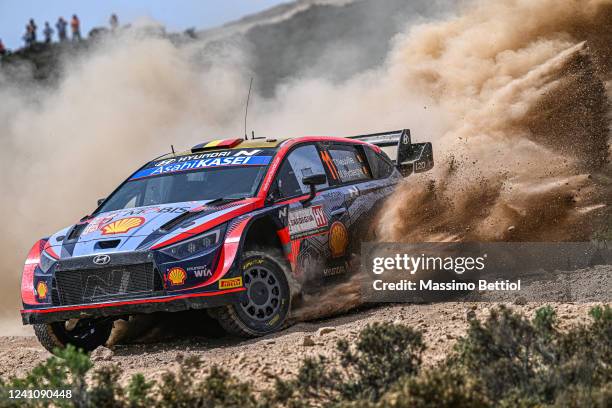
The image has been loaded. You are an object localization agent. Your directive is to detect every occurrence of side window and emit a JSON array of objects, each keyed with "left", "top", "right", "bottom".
[
  {"left": 364, "top": 146, "right": 395, "bottom": 179},
  {"left": 323, "top": 145, "right": 372, "bottom": 184},
  {"left": 275, "top": 144, "right": 329, "bottom": 199}
]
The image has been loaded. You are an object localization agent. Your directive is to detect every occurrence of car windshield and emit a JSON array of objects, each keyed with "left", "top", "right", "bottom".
[{"left": 97, "top": 149, "right": 273, "bottom": 213}]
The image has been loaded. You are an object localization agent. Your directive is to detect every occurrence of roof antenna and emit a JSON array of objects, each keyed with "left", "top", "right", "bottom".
[
  {"left": 244, "top": 77, "right": 253, "bottom": 141},
  {"left": 170, "top": 144, "right": 176, "bottom": 156}
]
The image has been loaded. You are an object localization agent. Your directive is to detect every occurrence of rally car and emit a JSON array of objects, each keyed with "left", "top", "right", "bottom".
[{"left": 21, "top": 129, "right": 433, "bottom": 352}]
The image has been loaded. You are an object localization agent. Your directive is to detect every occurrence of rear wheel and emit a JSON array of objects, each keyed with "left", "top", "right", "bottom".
[
  {"left": 34, "top": 318, "right": 113, "bottom": 353},
  {"left": 214, "top": 250, "right": 291, "bottom": 337}
]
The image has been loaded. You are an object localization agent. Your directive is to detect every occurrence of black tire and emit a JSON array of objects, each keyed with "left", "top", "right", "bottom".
[
  {"left": 33, "top": 318, "right": 113, "bottom": 354},
  {"left": 214, "top": 250, "right": 292, "bottom": 337}
]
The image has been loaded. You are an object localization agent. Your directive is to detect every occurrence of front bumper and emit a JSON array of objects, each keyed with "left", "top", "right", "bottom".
[
  {"left": 23, "top": 245, "right": 243, "bottom": 325},
  {"left": 21, "top": 287, "right": 246, "bottom": 325}
]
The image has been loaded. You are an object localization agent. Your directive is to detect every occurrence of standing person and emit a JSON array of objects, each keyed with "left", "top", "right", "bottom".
[
  {"left": 0, "top": 39, "right": 6, "bottom": 56},
  {"left": 29, "top": 19, "right": 37, "bottom": 42},
  {"left": 56, "top": 17, "right": 67, "bottom": 42},
  {"left": 109, "top": 13, "right": 119, "bottom": 31},
  {"left": 71, "top": 14, "right": 81, "bottom": 41},
  {"left": 43, "top": 22, "right": 54, "bottom": 43},
  {"left": 23, "top": 24, "right": 33, "bottom": 47}
]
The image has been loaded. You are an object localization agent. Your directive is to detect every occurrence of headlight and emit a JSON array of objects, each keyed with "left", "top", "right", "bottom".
[
  {"left": 160, "top": 228, "right": 222, "bottom": 259},
  {"left": 39, "top": 250, "right": 57, "bottom": 273}
]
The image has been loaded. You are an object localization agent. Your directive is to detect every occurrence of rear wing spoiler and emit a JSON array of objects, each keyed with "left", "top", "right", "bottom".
[{"left": 347, "top": 129, "right": 434, "bottom": 176}]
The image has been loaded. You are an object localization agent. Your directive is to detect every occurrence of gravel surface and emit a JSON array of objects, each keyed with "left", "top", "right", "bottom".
[{"left": 0, "top": 301, "right": 603, "bottom": 390}]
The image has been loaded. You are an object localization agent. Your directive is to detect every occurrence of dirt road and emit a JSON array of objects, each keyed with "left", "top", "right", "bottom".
[{"left": 0, "top": 301, "right": 602, "bottom": 389}]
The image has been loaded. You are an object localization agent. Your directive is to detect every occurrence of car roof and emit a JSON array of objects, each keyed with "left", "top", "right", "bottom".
[{"left": 153, "top": 136, "right": 367, "bottom": 162}]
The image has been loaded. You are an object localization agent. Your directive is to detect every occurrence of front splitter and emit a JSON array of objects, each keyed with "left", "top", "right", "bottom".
[{"left": 21, "top": 287, "right": 246, "bottom": 324}]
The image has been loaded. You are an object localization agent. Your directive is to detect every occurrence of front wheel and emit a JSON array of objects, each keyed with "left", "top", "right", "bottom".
[
  {"left": 213, "top": 250, "right": 291, "bottom": 337},
  {"left": 33, "top": 318, "right": 113, "bottom": 353}
]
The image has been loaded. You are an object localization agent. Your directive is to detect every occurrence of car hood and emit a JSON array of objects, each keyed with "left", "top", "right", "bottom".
[{"left": 44, "top": 200, "right": 254, "bottom": 259}]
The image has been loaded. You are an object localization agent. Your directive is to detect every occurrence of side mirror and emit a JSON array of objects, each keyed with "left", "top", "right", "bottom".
[
  {"left": 301, "top": 174, "right": 327, "bottom": 205},
  {"left": 97, "top": 198, "right": 106, "bottom": 206}
]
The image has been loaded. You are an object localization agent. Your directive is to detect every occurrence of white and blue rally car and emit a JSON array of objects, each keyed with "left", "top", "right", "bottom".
[{"left": 20, "top": 129, "right": 433, "bottom": 352}]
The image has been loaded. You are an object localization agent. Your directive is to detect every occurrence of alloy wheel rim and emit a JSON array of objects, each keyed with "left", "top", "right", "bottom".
[{"left": 239, "top": 265, "right": 282, "bottom": 321}]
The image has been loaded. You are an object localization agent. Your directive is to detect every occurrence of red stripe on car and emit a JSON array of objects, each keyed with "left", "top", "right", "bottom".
[{"left": 21, "top": 287, "right": 246, "bottom": 314}]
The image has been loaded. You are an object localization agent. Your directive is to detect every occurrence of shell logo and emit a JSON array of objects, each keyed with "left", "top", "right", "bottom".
[
  {"left": 167, "top": 267, "right": 187, "bottom": 286},
  {"left": 36, "top": 281, "right": 48, "bottom": 299},
  {"left": 101, "top": 217, "right": 145, "bottom": 235},
  {"left": 329, "top": 221, "right": 348, "bottom": 258}
]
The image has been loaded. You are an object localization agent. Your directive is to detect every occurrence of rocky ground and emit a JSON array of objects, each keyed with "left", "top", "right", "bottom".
[{"left": 0, "top": 301, "right": 604, "bottom": 390}]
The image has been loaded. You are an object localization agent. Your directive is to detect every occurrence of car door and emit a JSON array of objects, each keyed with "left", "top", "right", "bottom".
[
  {"left": 319, "top": 142, "right": 384, "bottom": 254},
  {"left": 268, "top": 143, "right": 349, "bottom": 287}
]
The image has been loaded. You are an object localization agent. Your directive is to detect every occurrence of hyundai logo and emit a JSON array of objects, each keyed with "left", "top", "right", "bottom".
[{"left": 92, "top": 254, "right": 111, "bottom": 265}]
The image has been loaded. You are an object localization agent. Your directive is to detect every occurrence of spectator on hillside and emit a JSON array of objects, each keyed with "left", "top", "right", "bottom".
[
  {"left": 71, "top": 14, "right": 81, "bottom": 41},
  {"left": 43, "top": 22, "right": 54, "bottom": 43},
  {"left": 110, "top": 13, "right": 119, "bottom": 31},
  {"left": 56, "top": 17, "right": 68, "bottom": 42},
  {"left": 23, "top": 24, "right": 34, "bottom": 47},
  {"left": 0, "top": 39, "right": 6, "bottom": 57},
  {"left": 29, "top": 19, "right": 38, "bottom": 42}
]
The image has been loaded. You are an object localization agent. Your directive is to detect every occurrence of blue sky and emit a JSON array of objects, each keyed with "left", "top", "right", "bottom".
[{"left": 0, "top": 0, "right": 287, "bottom": 49}]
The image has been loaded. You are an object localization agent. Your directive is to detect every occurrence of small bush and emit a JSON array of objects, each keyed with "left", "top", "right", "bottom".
[
  {"left": 89, "top": 365, "right": 123, "bottom": 408},
  {"left": 453, "top": 305, "right": 550, "bottom": 400},
  {"left": 157, "top": 356, "right": 256, "bottom": 408},
  {"left": 272, "top": 322, "right": 425, "bottom": 406},
  {"left": 0, "top": 345, "right": 92, "bottom": 408},
  {"left": 125, "top": 374, "right": 155, "bottom": 408},
  {"left": 377, "top": 367, "right": 488, "bottom": 408},
  {"left": 436, "top": 305, "right": 610, "bottom": 407},
  {"left": 338, "top": 322, "right": 424, "bottom": 400}
]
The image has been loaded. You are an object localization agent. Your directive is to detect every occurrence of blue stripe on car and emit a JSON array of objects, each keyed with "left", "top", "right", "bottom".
[{"left": 130, "top": 156, "right": 272, "bottom": 180}]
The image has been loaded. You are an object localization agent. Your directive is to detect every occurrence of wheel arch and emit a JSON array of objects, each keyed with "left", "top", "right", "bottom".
[{"left": 241, "top": 210, "right": 288, "bottom": 258}]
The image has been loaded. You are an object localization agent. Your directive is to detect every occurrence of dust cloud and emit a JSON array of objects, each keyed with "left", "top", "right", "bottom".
[
  {"left": 377, "top": 0, "right": 611, "bottom": 243},
  {"left": 278, "top": 0, "right": 612, "bottom": 319},
  {"left": 0, "top": 0, "right": 610, "bottom": 333},
  {"left": 0, "top": 32, "right": 251, "bottom": 333}
]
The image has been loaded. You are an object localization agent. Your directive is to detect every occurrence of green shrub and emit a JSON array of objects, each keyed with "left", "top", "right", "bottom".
[
  {"left": 272, "top": 322, "right": 425, "bottom": 406},
  {"left": 338, "top": 322, "right": 424, "bottom": 400},
  {"left": 0, "top": 345, "right": 93, "bottom": 408},
  {"left": 454, "top": 305, "right": 546, "bottom": 399},
  {"left": 377, "top": 367, "right": 488, "bottom": 408},
  {"left": 89, "top": 365, "right": 123, "bottom": 408},
  {"left": 552, "top": 306, "right": 611, "bottom": 392},
  {"left": 443, "top": 305, "right": 611, "bottom": 407},
  {"left": 157, "top": 356, "right": 256, "bottom": 408},
  {"left": 125, "top": 374, "right": 155, "bottom": 408},
  {"left": 552, "top": 382, "right": 612, "bottom": 408}
]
